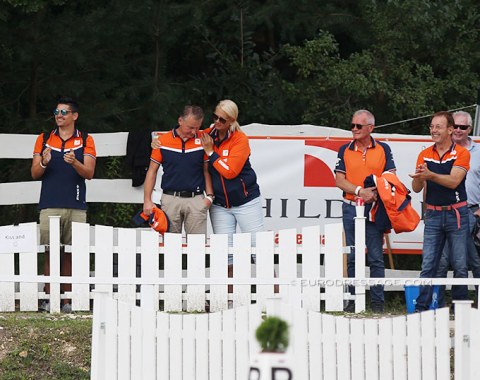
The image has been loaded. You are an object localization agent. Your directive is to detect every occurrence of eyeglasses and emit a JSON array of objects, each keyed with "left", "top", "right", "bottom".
[
  {"left": 351, "top": 123, "right": 371, "bottom": 130},
  {"left": 54, "top": 109, "right": 74, "bottom": 116},
  {"left": 213, "top": 113, "right": 227, "bottom": 124},
  {"left": 453, "top": 124, "right": 470, "bottom": 130}
]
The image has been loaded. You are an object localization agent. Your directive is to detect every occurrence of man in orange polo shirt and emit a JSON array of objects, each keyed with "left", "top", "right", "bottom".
[
  {"left": 410, "top": 111, "right": 469, "bottom": 312},
  {"left": 335, "top": 109, "right": 396, "bottom": 313},
  {"left": 32, "top": 96, "right": 96, "bottom": 313}
]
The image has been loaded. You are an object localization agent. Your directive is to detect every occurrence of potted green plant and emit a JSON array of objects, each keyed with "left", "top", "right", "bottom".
[{"left": 248, "top": 316, "right": 293, "bottom": 379}]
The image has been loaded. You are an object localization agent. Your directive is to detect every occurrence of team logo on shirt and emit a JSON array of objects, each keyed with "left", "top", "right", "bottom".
[
  {"left": 74, "top": 139, "right": 81, "bottom": 146},
  {"left": 223, "top": 150, "right": 229, "bottom": 156},
  {"left": 195, "top": 139, "right": 201, "bottom": 145}
]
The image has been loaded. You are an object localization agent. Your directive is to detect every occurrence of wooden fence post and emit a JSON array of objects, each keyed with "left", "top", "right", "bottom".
[
  {"left": 90, "top": 291, "right": 109, "bottom": 380},
  {"left": 454, "top": 300, "right": 473, "bottom": 380},
  {"left": 48, "top": 216, "right": 61, "bottom": 313}
]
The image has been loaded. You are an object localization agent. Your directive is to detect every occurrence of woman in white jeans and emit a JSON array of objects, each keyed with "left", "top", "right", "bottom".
[{"left": 200, "top": 99, "right": 264, "bottom": 249}]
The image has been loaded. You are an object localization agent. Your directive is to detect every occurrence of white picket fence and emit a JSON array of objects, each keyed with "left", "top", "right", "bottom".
[
  {"left": 0, "top": 217, "right": 352, "bottom": 313},
  {"left": 91, "top": 293, "right": 480, "bottom": 380}
]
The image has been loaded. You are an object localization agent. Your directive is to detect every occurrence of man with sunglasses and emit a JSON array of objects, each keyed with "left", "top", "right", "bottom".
[
  {"left": 434, "top": 111, "right": 480, "bottom": 308},
  {"left": 410, "top": 111, "right": 470, "bottom": 313},
  {"left": 335, "top": 109, "right": 396, "bottom": 313},
  {"left": 31, "top": 96, "right": 96, "bottom": 313}
]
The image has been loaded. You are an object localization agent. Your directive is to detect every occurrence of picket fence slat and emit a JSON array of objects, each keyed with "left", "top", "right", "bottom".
[
  {"left": 209, "top": 233, "right": 228, "bottom": 313},
  {"left": 469, "top": 307, "right": 480, "bottom": 379},
  {"left": 195, "top": 314, "right": 209, "bottom": 380},
  {"left": 0, "top": 251, "right": 15, "bottom": 312},
  {"left": 278, "top": 228, "right": 297, "bottom": 306},
  {"left": 324, "top": 223, "right": 344, "bottom": 312},
  {"left": 351, "top": 318, "right": 365, "bottom": 380},
  {"left": 105, "top": 296, "right": 118, "bottom": 380},
  {"left": 72, "top": 222, "right": 90, "bottom": 311},
  {"left": 421, "top": 310, "right": 436, "bottom": 379},
  {"left": 164, "top": 232, "right": 183, "bottom": 311},
  {"left": 378, "top": 317, "right": 393, "bottom": 380},
  {"left": 232, "top": 233, "right": 251, "bottom": 308},
  {"left": 117, "top": 301, "right": 131, "bottom": 380},
  {"left": 435, "top": 307, "right": 451, "bottom": 380},
  {"left": 336, "top": 316, "right": 351, "bottom": 380},
  {"left": 183, "top": 315, "right": 196, "bottom": 379},
  {"left": 308, "top": 311, "right": 323, "bottom": 379},
  {"left": 49, "top": 216, "right": 61, "bottom": 313},
  {"left": 293, "top": 305, "right": 309, "bottom": 380},
  {"left": 208, "top": 312, "right": 222, "bottom": 379},
  {"left": 130, "top": 307, "right": 143, "bottom": 379},
  {"left": 407, "top": 312, "right": 422, "bottom": 380},
  {"left": 302, "top": 225, "right": 321, "bottom": 312},
  {"left": 95, "top": 224, "right": 114, "bottom": 295},
  {"left": 142, "top": 302, "right": 157, "bottom": 379},
  {"left": 156, "top": 312, "right": 170, "bottom": 379},
  {"left": 365, "top": 319, "right": 379, "bottom": 380},
  {"left": 322, "top": 313, "right": 337, "bottom": 379},
  {"left": 117, "top": 227, "right": 136, "bottom": 305},
  {"left": 255, "top": 230, "right": 275, "bottom": 309},
  {"left": 141, "top": 230, "right": 159, "bottom": 310},
  {"left": 235, "top": 306, "right": 250, "bottom": 380},
  {"left": 170, "top": 313, "right": 183, "bottom": 379},
  {"left": 222, "top": 309, "right": 236, "bottom": 380},
  {"left": 354, "top": 217, "right": 366, "bottom": 313},
  {"left": 186, "top": 234, "right": 206, "bottom": 312},
  {"left": 392, "top": 316, "right": 407, "bottom": 380}
]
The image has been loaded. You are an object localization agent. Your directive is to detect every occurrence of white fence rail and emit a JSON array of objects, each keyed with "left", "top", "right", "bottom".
[
  {"left": 91, "top": 294, "right": 480, "bottom": 380},
  {"left": 0, "top": 217, "right": 353, "bottom": 313}
]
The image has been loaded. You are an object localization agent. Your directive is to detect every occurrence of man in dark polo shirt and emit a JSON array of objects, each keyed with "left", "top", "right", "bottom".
[
  {"left": 410, "top": 111, "right": 470, "bottom": 312},
  {"left": 334, "top": 109, "right": 396, "bottom": 313},
  {"left": 143, "top": 105, "right": 213, "bottom": 236},
  {"left": 31, "top": 96, "right": 96, "bottom": 312}
]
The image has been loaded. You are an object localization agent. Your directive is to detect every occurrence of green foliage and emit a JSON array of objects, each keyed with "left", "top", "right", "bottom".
[{"left": 255, "top": 316, "right": 289, "bottom": 352}]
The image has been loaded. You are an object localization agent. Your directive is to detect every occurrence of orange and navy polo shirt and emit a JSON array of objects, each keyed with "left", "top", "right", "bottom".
[
  {"left": 33, "top": 129, "right": 96, "bottom": 210},
  {"left": 334, "top": 138, "right": 396, "bottom": 201},
  {"left": 416, "top": 143, "right": 469, "bottom": 206},
  {"left": 151, "top": 127, "right": 206, "bottom": 192}
]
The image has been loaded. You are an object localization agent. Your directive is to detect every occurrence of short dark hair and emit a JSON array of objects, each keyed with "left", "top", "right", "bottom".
[
  {"left": 431, "top": 111, "right": 454, "bottom": 127},
  {"left": 57, "top": 96, "right": 79, "bottom": 113},
  {"left": 181, "top": 105, "right": 204, "bottom": 120}
]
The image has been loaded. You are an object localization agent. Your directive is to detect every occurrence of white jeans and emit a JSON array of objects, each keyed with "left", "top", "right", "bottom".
[{"left": 209, "top": 197, "right": 264, "bottom": 247}]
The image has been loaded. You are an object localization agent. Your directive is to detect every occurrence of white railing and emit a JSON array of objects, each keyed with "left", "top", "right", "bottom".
[
  {"left": 0, "top": 217, "right": 351, "bottom": 313},
  {"left": 91, "top": 293, "right": 480, "bottom": 380}
]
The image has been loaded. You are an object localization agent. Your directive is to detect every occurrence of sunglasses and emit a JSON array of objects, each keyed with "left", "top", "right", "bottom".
[
  {"left": 453, "top": 124, "right": 470, "bottom": 130},
  {"left": 213, "top": 113, "right": 227, "bottom": 124},
  {"left": 351, "top": 123, "right": 371, "bottom": 130},
  {"left": 54, "top": 109, "right": 74, "bottom": 116}
]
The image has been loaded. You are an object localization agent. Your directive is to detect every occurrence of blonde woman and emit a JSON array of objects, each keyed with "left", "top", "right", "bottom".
[{"left": 200, "top": 99, "right": 264, "bottom": 249}]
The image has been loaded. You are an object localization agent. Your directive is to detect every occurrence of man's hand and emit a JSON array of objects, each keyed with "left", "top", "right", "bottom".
[
  {"left": 143, "top": 200, "right": 155, "bottom": 216},
  {"left": 151, "top": 135, "right": 161, "bottom": 149},
  {"left": 64, "top": 149, "right": 76, "bottom": 165},
  {"left": 359, "top": 186, "right": 377, "bottom": 204},
  {"left": 409, "top": 163, "right": 430, "bottom": 180},
  {"left": 42, "top": 147, "right": 52, "bottom": 166}
]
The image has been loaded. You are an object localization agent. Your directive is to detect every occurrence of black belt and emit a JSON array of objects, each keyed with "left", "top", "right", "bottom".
[{"left": 163, "top": 190, "right": 202, "bottom": 198}]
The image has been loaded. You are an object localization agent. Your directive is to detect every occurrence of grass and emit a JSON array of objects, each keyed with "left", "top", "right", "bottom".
[{"left": 0, "top": 313, "right": 92, "bottom": 380}]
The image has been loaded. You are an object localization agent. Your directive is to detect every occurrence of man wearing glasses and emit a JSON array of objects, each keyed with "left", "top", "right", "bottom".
[
  {"left": 410, "top": 111, "right": 469, "bottom": 312},
  {"left": 435, "top": 111, "right": 480, "bottom": 307},
  {"left": 31, "top": 96, "right": 96, "bottom": 313},
  {"left": 334, "top": 109, "right": 396, "bottom": 313}
]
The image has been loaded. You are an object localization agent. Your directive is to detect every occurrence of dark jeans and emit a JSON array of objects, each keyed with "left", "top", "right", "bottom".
[
  {"left": 416, "top": 206, "right": 469, "bottom": 311},
  {"left": 436, "top": 206, "right": 480, "bottom": 306},
  {"left": 343, "top": 202, "right": 385, "bottom": 305}
]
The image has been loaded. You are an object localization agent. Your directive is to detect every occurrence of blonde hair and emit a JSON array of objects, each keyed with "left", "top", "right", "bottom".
[{"left": 216, "top": 99, "right": 241, "bottom": 132}]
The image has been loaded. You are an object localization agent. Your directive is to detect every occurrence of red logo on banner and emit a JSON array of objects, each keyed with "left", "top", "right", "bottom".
[{"left": 304, "top": 140, "right": 345, "bottom": 187}]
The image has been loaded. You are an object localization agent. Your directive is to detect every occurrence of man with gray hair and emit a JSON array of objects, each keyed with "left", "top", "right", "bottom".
[
  {"left": 436, "top": 110, "right": 480, "bottom": 307},
  {"left": 334, "top": 109, "right": 396, "bottom": 313}
]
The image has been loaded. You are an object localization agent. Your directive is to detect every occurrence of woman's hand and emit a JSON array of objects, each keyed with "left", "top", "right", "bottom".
[{"left": 200, "top": 134, "right": 214, "bottom": 155}]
